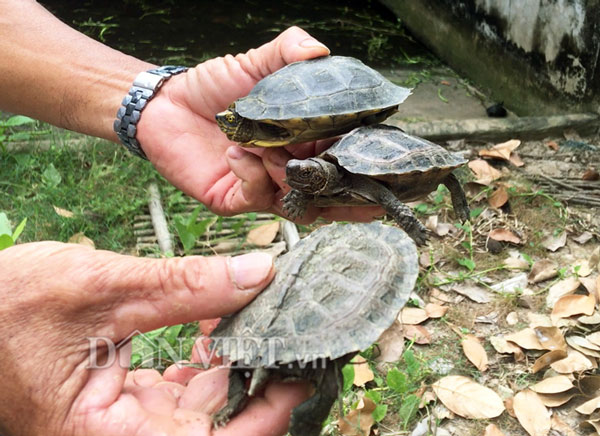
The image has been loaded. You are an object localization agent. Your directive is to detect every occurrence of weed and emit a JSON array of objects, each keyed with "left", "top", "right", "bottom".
[{"left": 0, "top": 212, "right": 26, "bottom": 250}]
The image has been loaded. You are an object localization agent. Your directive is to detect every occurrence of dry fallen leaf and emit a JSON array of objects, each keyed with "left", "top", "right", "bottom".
[
  {"left": 462, "top": 334, "right": 489, "bottom": 372},
  {"left": 399, "top": 307, "right": 429, "bottom": 325},
  {"left": 551, "top": 293, "right": 596, "bottom": 322},
  {"left": 545, "top": 140, "right": 559, "bottom": 151},
  {"left": 403, "top": 324, "right": 431, "bottom": 344},
  {"left": 580, "top": 275, "right": 598, "bottom": 296},
  {"left": 479, "top": 139, "right": 521, "bottom": 161},
  {"left": 533, "top": 326, "right": 567, "bottom": 351},
  {"left": 546, "top": 276, "right": 581, "bottom": 308},
  {"left": 432, "top": 375, "right": 504, "bottom": 419},
  {"left": 503, "top": 257, "right": 530, "bottom": 270},
  {"left": 488, "top": 186, "right": 509, "bottom": 208},
  {"left": 375, "top": 320, "right": 405, "bottom": 367},
  {"left": 587, "top": 331, "right": 600, "bottom": 347},
  {"left": 483, "top": 423, "right": 507, "bottom": 436},
  {"left": 551, "top": 348, "right": 596, "bottom": 373},
  {"left": 246, "top": 221, "right": 280, "bottom": 246},
  {"left": 505, "top": 328, "right": 545, "bottom": 350},
  {"left": 527, "top": 259, "right": 558, "bottom": 283},
  {"left": 468, "top": 159, "right": 503, "bottom": 185},
  {"left": 489, "top": 335, "right": 525, "bottom": 361},
  {"left": 68, "top": 232, "right": 95, "bottom": 248},
  {"left": 573, "top": 231, "right": 594, "bottom": 244},
  {"left": 512, "top": 390, "right": 551, "bottom": 436},
  {"left": 583, "top": 168, "right": 600, "bottom": 181},
  {"left": 576, "top": 395, "right": 600, "bottom": 414},
  {"left": 541, "top": 232, "right": 567, "bottom": 252},
  {"left": 535, "top": 390, "right": 577, "bottom": 407},
  {"left": 351, "top": 355, "right": 374, "bottom": 387},
  {"left": 530, "top": 375, "right": 574, "bottom": 394},
  {"left": 338, "top": 396, "right": 376, "bottom": 436},
  {"left": 53, "top": 205, "right": 74, "bottom": 218},
  {"left": 425, "top": 303, "right": 448, "bottom": 318},
  {"left": 531, "top": 350, "right": 568, "bottom": 373},
  {"left": 451, "top": 283, "right": 493, "bottom": 303},
  {"left": 489, "top": 228, "right": 521, "bottom": 244}
]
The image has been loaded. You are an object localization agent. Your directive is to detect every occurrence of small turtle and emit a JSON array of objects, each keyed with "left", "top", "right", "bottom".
[
  {"left": 283, "top": 124, "right": 470, "bottom": 245},
  {"left": 211, "top": 222, "right": 418, "bottom": 436},
  {"left": 216, "top": 56, "right": 411, "bottom": 146}
]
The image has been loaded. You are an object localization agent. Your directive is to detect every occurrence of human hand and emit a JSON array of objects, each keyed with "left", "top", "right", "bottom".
[
  {"left": 0, "top": 242, "right": 308, "bottom": 436},
  {"left": 137, "top": 26, "right": 383, "bottom": 223}
]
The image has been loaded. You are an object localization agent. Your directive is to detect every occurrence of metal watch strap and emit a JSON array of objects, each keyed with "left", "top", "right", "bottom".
[{"left": 114, "top": 65, "right": 188, "bottom": 159}]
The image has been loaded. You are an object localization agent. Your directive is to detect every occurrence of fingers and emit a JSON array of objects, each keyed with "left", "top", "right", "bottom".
[
  {"left": 224, "top": 146, "right": 276, "bottom": 213},
  {"left": 9, "top": 242, "right": 276, "bottom": 339},
  {"left": 236, "top": 26, "right": 330, "bottom": 81},
  {"left": 178, "top": 368, "right": 229, "bottom": 414},
  {"left": 215, "top": 381, "right": 310, "bottom": 436},
  {"left": 110, "top": 251, "right": 274, "bottom": 336}
]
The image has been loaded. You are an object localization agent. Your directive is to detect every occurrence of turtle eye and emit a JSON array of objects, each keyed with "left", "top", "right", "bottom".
[{"left": 226, "top": 114, "right": 235, "bottom": 123}]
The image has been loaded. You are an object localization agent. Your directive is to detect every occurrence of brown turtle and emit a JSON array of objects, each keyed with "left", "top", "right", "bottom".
[
  {"left": 216, "top": 56, "right": 411, "bottom": 146},
  {"left": 283, "top": 124, "right": 470, "bottom": 245},
  {"left": 211, "top": 221, "right": 418, "bottom": 436}
]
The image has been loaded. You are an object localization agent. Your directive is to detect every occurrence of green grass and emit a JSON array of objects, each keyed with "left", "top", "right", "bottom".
[{"left": 0, "top": 129, "right": 160, "bottom": 251}]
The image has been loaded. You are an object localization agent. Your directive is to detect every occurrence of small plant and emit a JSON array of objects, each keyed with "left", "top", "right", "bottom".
[
  {"left": 0, "top": 212, "right": 26, "bottom": 250},
  {"left": 0, "top": 115, "right": 36, "bottom": 149},
  {"left": 173, "top": 205, "right": 217, "bottom": 254},
  {"left": 130, "top": 323, "right": 198, "bottom": 370}
]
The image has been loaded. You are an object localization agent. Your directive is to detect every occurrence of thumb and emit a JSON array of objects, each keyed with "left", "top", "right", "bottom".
[
  {"left": 237, "top": 26, "right": 330, "bottom": 80},
  {"left": 110, "top": 251, "right": 274, "bottom": 337}
]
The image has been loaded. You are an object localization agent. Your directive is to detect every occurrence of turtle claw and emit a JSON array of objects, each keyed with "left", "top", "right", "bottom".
[
  {"left": 282, "top": 190, "right": 309, "bottom": 220},
  {"left": 404, "top": 221, "right": 429, "bottom": 246}
]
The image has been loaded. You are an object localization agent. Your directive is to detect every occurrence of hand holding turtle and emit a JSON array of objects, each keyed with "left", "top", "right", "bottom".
[
  {"left": 133, "top": 28, "right": 384, "bottom": 224},
  {"left": 0, "top": 242, "right": 310, "bottom": 436}
]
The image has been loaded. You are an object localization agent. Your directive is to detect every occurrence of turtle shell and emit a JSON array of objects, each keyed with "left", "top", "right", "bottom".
[
  {"left": 234, "top": 56, "right": 411, "bottom": 121},
  {"left": 324, "top": 124, "right": 467, "bottom": 178},
  {"left": 211, "top": 222, "right": 418, "bottom": 366}
]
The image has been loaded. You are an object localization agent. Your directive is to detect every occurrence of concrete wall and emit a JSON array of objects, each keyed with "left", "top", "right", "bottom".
[{"left": 380, "top": 0, "right": 600, "bottom": 115}]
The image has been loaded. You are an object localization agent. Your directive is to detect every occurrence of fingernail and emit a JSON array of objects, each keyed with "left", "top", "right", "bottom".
[
  {"left": 226, "top": 146, "right": 246, "bottom": 160},
  {"left": 229, "top": 252, "right": 274, "bottom": 290},
  {"left": 299, "top": 38, "right": 330, "bottom": 52}
]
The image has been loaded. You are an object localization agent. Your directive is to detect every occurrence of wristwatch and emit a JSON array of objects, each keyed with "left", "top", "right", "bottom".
[{"left": 113, "top": 65, "right": 188, "bottom": 159}]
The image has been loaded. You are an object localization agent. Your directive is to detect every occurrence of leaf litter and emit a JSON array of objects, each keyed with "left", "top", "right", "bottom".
[{"left": 336, "top": 135, "right": 600, "bottom": 436}]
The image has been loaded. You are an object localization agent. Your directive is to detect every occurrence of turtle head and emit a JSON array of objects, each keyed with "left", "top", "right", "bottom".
[
  {"left": 216, "top": 107, "right": 253, "bottom": 142},
  {"left": 286, "top": 158, "right": 339, "bottom": 194}
]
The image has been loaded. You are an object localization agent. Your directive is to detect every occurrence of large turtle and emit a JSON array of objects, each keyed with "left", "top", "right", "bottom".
[
  {"left": 215, "top": 56, "right": 411, "bottom": 146},
  {"left": 283, "top": 124, "right": 470, "bottom": 245},
  {"left": 211, "top": 221, "right": 418, "bottom": 436}
]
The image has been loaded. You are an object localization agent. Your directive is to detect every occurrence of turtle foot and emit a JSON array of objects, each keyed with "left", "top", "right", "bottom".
[
  {"left": 282, "top": 190, "right": 309, "bottom": 220},
  {"left": 403, "top": 220, "right": 429, "bottom": 246}
]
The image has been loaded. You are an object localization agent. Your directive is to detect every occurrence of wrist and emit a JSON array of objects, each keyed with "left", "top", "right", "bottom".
[{"left": 113, "top": 66, "right": 188, "bottom": 159}]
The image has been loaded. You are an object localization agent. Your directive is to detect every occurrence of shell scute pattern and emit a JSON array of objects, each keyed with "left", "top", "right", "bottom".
[
  {"left": 212, "top": 222, "right": 418, "bottom": 366},
  {"left": 235, "top": 56, "right": 410, "bottom": 121},
  {"left": 329, "top": 125, "right": 467, "bottom": 176}
]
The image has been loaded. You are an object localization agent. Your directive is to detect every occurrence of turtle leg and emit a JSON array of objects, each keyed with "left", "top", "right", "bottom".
[
  {"left": 353, "top": 175, "right": 428, "bottom": 245},
  {"left": 289, "top": 354, "right": 354, "bottom": 436},
  {"left": 443, "top": 173, "right": 470, "bottom": 222},
  {"left": 282, "top": 189, "right": 311, "bottom": 219},
  {"left": 213, "top": 368, "right": 249, "bottom": 427}
]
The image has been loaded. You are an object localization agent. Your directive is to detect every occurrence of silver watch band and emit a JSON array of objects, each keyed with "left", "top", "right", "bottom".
[{"left": 114, "top": 65, "right": 188, "bottom": 159}]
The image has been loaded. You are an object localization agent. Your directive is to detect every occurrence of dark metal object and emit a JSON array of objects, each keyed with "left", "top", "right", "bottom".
[{"left": 114, "top": 65, "right": 188, "bottom": 159}]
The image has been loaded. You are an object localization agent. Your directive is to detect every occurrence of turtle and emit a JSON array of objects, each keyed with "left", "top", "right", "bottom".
[
  {"left": 282, "top": 124, "right": 470, "bottom": 245},
  {"left": 211, "top": 221, "right": 418, "bottom": 436},
  {"left": 215, "top": 56, "right": 411, "bottom": 147}
]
